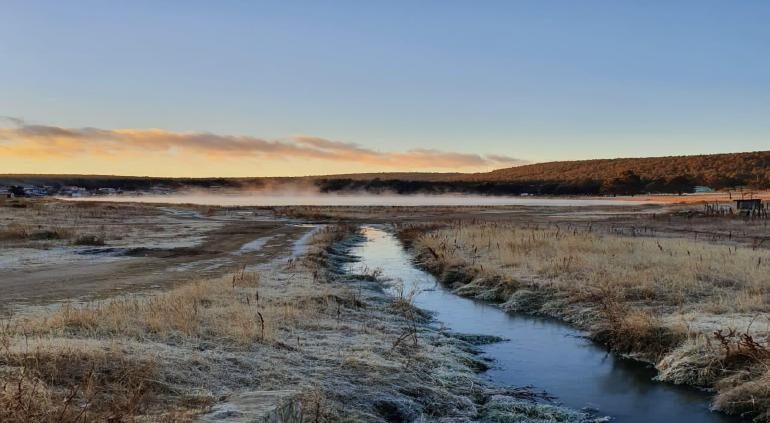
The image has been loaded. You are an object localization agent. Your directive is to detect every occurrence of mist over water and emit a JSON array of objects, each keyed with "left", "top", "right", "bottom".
[{"left": 62, "top": 193, "right": 653, "bottom": 207}]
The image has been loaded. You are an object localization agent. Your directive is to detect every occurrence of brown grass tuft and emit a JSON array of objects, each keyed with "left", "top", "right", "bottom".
[{"left": 0, "top": 345, "right": 159, "bottom": 422}]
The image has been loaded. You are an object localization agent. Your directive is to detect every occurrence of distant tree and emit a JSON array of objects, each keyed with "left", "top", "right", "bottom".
[
  {"left": 540, "top": 183, "right": 560, "bottom": 195},
  {"left": 575, "top": 178, "right": 602, "bottom": 195},
  {"left": 665, "top": 176, "right": 694, "bottom": 195},
  {"left": 644, "top": 179, "right": 667, "bottom": 193},
  {"left": 602, "top": 171, "right": 644, "bottom": 196}
]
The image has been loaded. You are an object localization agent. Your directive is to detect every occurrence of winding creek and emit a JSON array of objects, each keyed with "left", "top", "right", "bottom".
[{"left": 346, "top": 226, "right": 744, "bottom": 423}]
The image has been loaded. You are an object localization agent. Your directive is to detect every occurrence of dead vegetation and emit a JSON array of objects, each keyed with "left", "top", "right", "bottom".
[
  {"left": 401, "top": 221, "right": 770, "bottom": 420},
  {"left": 0, "top": 199, "right": 159, "bottom": 247},
  {"left": 0, "top": 226, "right": 348, "bottom": 421},
  {"left": 0, "top": 269, "right": 283, "bottom": 421},
  {"left": 1, "top": 222, "right": 546, "bottom": 422},
  {"left": 0, "top": 221, "right": 82, "bottom": 242},
  {"left": 0, "top": 342, "right": 167, "bottom": 423}
]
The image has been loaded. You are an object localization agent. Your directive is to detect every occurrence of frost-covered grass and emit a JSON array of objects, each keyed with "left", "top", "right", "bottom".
[
  {"left": 405, "top": 221, "right": 770, "bottom": 421},
  {"left": 482, "top": 396, "right": 587, "bottom": 423},
  {"left": 1, "top": 224, "right": 537, "bottom": 422}
]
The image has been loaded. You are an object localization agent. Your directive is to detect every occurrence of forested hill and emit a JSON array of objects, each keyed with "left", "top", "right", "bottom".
[
  {"left": 3, "top": 151, "right": 769, "bottom": 196},
  {"left": 315, "top": 150, "right": 770, "bottom": 195},
  {"left": 468, "top": 151, "right": 770, "bottom": 187}
]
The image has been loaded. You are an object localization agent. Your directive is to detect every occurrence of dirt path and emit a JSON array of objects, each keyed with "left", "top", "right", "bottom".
[{"left": 0, "top": 203, "right": 311, "bottom": 312}]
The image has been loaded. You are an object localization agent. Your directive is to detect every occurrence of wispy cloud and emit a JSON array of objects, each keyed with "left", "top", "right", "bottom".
[{"left": 0, "top": 119, "right": 526, "bottom": 170}]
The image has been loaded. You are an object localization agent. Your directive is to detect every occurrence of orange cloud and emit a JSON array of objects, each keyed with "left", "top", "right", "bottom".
[{"left": 0, "top": 118, "right": 526, "bottom": 171}]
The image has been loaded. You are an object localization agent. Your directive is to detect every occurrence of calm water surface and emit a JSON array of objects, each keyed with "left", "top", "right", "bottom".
[{"left": 346, "top": 226, "right": 743, "bottom": 423}]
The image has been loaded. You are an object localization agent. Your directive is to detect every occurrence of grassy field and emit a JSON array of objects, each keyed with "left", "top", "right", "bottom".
[
  {"left": 403, "top": 221, "right": 770, "bottom": 421},
  {"left": 1, "top": 221, "right": 580, "bottom": 422},
  {"left": 5, "top": 197, "right": 768, "bottom": 421}
]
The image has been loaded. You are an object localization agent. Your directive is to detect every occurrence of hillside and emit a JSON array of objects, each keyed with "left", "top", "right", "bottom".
[
  {"left": 313, "top": 151, "right": 770, "bottom": 195},
  {"left": 2, "top": 150, "right": 769, "bottom": 196},
  {"left": 468, "top": 151, "right": 770, "bottom": 187}
]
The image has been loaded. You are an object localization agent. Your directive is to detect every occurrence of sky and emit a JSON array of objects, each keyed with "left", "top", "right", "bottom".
[{"left": 1, "top": 0, "right": 769, "bottom": 177}]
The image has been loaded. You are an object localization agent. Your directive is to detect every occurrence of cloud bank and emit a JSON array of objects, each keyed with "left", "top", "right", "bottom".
[{"left": 0, "top": 118, "right": 525, "bottom": 170}]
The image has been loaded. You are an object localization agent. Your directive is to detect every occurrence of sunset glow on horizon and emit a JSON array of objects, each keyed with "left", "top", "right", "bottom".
[
  {"left": 0, "top": 118, "right": 524, "bottom": 177},
  {"left": 2, "top": 1, "right": 769, "bottom": 177}
]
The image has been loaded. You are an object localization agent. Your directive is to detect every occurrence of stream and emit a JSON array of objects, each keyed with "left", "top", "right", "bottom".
[{"left": 345, "top": 226, "right": 743, "bottom": 423}]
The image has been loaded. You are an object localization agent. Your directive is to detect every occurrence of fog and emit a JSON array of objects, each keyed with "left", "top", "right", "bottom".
[{"left": 62, "top": 192, "right": 652, "bottom": 207}]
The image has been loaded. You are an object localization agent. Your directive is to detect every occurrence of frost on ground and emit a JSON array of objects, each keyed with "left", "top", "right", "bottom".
[
  {"left": 0, "top": 200, "right": 220, "bottom": 271},
  {"left": 235, "top": 235, "right": 274, "bottom": 254},
  {"left": 0, "top": 224, "right": 587, "bottom": 422},
  {"left": 482, "top": 396, "right": 588, "bottom": 423},
  {"left": 403, "top": 221, "right": 770, "bottom": 421}
]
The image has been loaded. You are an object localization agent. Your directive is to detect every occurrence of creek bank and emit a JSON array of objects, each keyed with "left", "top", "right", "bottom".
[
  {"left": 5, "top": 224, "right": 594, "bottom": 422},
  {"left": 397, "top": 226, "right": 763, "bottom": 422},
  {"left": 330, "top": 226, "right": 608, "bottom": 422}
]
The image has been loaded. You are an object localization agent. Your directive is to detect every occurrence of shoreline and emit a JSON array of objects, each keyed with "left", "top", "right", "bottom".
[{"left": 396, "top": 223, "right": 768, "bottom": 421}]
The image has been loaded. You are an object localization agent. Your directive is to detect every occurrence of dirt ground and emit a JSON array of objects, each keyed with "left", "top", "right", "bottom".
[
  {"left": 0, "top": 199, "right": 310, "bottom": 312},
  {"left": 3, "top": 198, "right": 768, "bottom": 314}
]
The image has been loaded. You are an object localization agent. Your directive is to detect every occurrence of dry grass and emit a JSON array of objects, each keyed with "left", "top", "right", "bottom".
[
  {"left": 0, "top": 344, "right": 162, "bottom": 422},
  {"left": 405, "top": 221, "right": 770, "bottom": 420},
  {"left": 412, "top": 222, "right": 770, "bottom": 314},
  {"left": 0, "top": 268, "right": 291, "bottom": 421},
  {"left": 0, "top": 223, "right": 76, "bottom": 242},
  {"left": 2, "top": 223, "right": 503, "bottom": 422},
  {"left": 0, "top": 223, "right": 106, "bottom": 246},
  {"left": 0, "top": 199, "right": 169, "bottom": 248},
  {"left": 20, "top": 269, "right": 307, "bottom": 348},
  {"left": 0, "top": 216, "right": 590, "bottom": 421},
  {"left": 715, "top": 370, "right": 770, "bottom": 421}
]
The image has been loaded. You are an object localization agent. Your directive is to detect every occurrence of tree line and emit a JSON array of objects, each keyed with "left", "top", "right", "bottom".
[{"left": 314, "top": 172, "right": 708, "bottom": 196}]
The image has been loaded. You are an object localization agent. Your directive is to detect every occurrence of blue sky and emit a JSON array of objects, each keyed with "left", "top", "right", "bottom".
[{"left": 1, "top": 1, "right": 769, "bottom": 176}]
